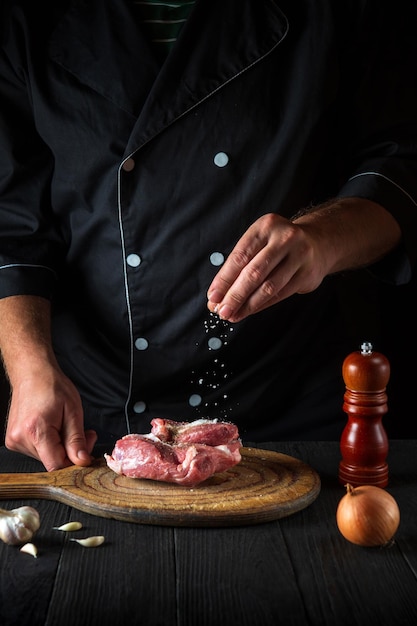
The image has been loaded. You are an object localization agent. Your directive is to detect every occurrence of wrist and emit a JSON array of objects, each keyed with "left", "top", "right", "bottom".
[
  {"left": 0, "top": 295, "right": 57, "bottom": 384},
  {"left": 293, "top": 197, "right": 402, "bottom": 274}
]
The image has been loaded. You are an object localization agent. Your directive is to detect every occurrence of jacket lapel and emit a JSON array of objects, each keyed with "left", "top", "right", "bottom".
[
  {"left": 49, "top": 0, "right": 160, "bottom": 117},
  {"left": 49, "top": 0, "right": 288, "bottom": 149}
]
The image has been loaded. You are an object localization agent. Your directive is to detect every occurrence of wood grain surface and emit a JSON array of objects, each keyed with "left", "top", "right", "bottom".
[{"left": 0, "top": 447, "right": 320, "bottom": 526}]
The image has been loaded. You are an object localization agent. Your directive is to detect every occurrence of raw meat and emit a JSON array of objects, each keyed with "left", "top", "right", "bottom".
[
  {"left": 150, "top": 417, "right": 240, "bottom": 446},
  {"left": 104, "top": 418, "right": 242, "bottom": 486}
]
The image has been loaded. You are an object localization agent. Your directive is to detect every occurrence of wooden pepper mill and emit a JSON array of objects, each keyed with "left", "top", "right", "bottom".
[{"left": 338, "top": 341, "right": 390, "bottom": 488}]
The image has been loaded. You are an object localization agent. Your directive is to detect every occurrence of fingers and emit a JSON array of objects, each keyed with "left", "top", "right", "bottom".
[
  {"left": 209, "top": 257, "right": 298, "bottom": 322},
  {"left": 6, "top": 420, "right": 73, "bottom": 472},
  {"left": 33, "top": 429, "right": 74, "bottom": 471},
  {"left": 64, "top": 427, "right": 98, "bottom": 467},
  {"left": 207, "top": 214, "right": 322, "bottom": 322},
  {"left": 207, "top": 217, "right": 275, "bottom": 320},
  {"left": 206, "top": 217, "right": 291, "bottom": 321},
  {"left": 7, "top": 421, "right": 97, "bottom": 471},
  {"left": 85, "top": 429, "right": 99, "bottom": 454},
  {"left": 208, "top": 252, "right": 288, "bottom": 321},
  {"left": 58, "top": 403, "right": 97, "bottom": 467}
]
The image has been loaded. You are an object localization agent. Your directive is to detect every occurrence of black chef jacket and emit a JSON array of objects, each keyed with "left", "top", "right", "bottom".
[{"left": 1, "top": 0, "right": 417, "bottom": 446}]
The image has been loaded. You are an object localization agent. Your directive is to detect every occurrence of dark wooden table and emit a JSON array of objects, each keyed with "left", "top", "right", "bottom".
[{"left": 0, "top": 440, "right": 416, "bottom": 626}]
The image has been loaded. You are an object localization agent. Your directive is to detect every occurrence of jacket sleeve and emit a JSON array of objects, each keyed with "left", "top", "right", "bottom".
[
  {"left": 335, "top": 2, "right": 417, "bottom": 283},
  {"left": 0, "top": 18, "right": 63, "bottom": 300}
]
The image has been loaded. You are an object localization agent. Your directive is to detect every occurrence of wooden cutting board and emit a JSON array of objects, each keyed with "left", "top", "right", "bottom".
[{"left": 0, "top": 447, "right": 320, "bottom": 527}]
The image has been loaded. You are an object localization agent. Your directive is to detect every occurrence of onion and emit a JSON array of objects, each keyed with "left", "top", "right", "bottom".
[{"left": 336, "top": 483, "right": 400, "bottom": 547}]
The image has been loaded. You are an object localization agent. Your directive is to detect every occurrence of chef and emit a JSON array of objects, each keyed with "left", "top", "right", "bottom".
[{"left": 0, "top": 0, "right": 417, "bottom": 471}]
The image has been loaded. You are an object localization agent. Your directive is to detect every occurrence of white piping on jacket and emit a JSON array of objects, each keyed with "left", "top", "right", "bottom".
[
  {"left": 348, "top": 171, "right": 417, "bottom": 207},
  {"left": 0, "top": 263, "right": 56, "bottom": 274}
]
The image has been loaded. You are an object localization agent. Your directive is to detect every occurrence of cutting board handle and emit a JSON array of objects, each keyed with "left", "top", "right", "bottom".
[{"left": 0, "top": 466, "right": 74, "bottom": 499}]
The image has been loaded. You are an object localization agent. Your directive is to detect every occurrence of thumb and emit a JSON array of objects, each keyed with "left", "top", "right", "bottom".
[
  {"left": 64, "top": 428, "right": 96, "bottom": 467},
  {"left": 85, "top": 429, "right": 98, "bottom": 454}
]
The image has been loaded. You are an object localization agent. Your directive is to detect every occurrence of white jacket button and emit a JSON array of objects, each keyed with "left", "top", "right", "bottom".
[
  {"left": 210, "top": 251, "right": 224, "bottom": 266},
  {"left": 189, "top": 394, "right": 202, "bottom": 407},
  {"left": 135, "top": 337, "right": 149, "bottom": 350},
  {"left": 127, "top": 253, "right": 141, "bottom": 267},
  {"left": 213, "top": 152, "right": 229, "bottom": 167}
]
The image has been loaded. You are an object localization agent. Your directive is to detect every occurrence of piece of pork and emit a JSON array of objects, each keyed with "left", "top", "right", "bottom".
[
  {"left": 150, "top": 417, "right": 240, "bottom": 446},
  {"left": 104, "top": 418, "right": 242, "bottom": 486}
]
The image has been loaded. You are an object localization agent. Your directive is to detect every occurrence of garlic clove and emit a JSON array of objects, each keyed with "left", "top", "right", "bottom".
[
  {"left": 70, "top": 535, "right": 105, "bottom": 548},
  {"left": 20, "top": 543, "right": 38, "bottom": 558},
  {"left": 53, "top": 521, "right": 83, "bottom": 532}
]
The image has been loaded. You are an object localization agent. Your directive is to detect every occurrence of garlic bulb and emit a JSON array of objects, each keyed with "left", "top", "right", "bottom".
[{"left": 0, "top": 506, "right": 41, "bottom": 546}]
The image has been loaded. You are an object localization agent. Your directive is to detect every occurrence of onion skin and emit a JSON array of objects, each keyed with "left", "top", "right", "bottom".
[{"left": 336, "top": 484, "right": 400, "bottom": 547}]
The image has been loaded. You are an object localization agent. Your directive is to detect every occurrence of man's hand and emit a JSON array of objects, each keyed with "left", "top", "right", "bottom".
[
  {"left": 0, "top": 295, "right": 96, "bottom": 471},
  {"left": 207, "top": 200, "right": 402, "bottom": 322},
  {"left": 207, "top": 213, "right": 325, "bottom": 322},
  {"left": 5, "top": 365, "right": 97, "bottom": 471}
]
